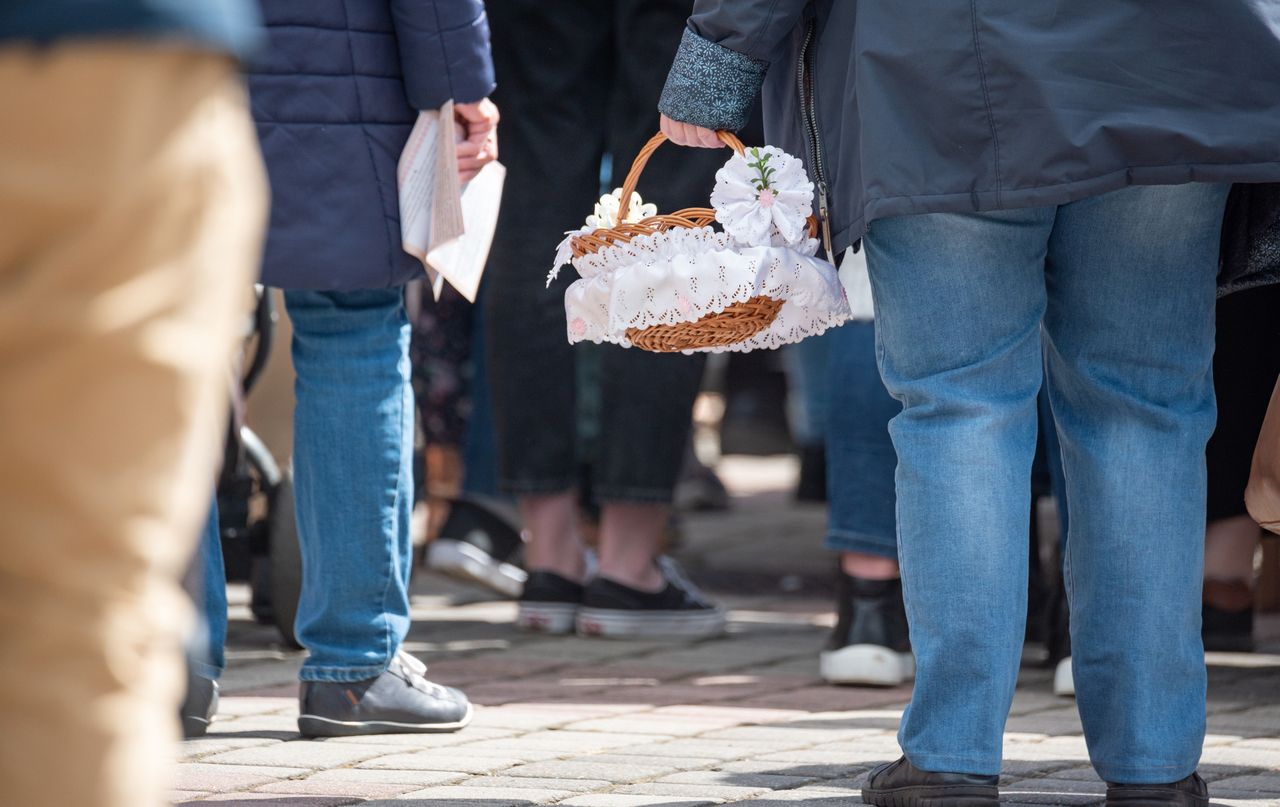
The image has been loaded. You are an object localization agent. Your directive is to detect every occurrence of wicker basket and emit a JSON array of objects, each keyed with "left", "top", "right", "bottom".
[{"left": 569, "top": 131, "right": 798, "bottom": 353}]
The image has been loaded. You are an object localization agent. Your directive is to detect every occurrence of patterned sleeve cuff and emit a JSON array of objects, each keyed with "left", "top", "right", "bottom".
[{"left": 658, "top": 28, "right": 767, "bottom": 132}]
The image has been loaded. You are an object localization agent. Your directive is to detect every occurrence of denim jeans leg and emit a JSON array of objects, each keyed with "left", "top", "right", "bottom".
[
  {"left": 824, "top": 321, "right": 900, "bottom": 559},
  {"left": 1042, "top": 183, "right": 1229, "bottom": 783},
  {"left": 865, "top": 206, "right": 1056, "bottom": 775},
  {"left": 285, "top": 289, "right": 414, "bottom": 682},
  {"left": 189, "top": 498, "right": 227, "bottom": 680},
  {"left": 785, "top": 331, "right": 834, "bottom": 446}
]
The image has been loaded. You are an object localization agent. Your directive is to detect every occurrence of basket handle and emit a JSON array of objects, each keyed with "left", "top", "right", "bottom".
[{"left": 617, "top": 130, "right": 745, "bottom": 222}]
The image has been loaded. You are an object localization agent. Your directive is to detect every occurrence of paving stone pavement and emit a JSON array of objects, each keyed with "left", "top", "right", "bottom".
[{"left": 181, "top": 459, "right": 1280, "bottom": 806}]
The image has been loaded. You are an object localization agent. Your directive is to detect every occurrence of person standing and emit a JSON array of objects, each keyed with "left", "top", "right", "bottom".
[
  {"left": 658, "top": 3, "right": 1280, "bottom": 806},
  {"left": 189, "top": 0, "right": 500, "bottom": 738},
  {"left": 0, "top": 2, "right": 267, "bottom": 805},
  {"left": 485, "top": 1, "right": 727, "bottom": 639}
]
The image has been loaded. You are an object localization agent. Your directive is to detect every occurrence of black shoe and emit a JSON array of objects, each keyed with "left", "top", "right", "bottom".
[
  {"left": 426, "top": 495, "right": 527, "bottom": 598},
  {"left": 517, "top": 570, "right": 585, "bottom": 634},
  {"left": 863, "top": 756, "right": 999, "bottom": 807},
  {"left": 576, "top": 557, "right": 726, "bottom": 638},
  {"left": 1106, "top": 773, "right": 1209, "bottom": 806},
  {"left": 297, "top": 651, "right": 471, "bottom": 738},
  {"left": 1202, "top": 579, "right": 1255, "bottom": 652},
  {"left": 820, "top": 572, "right": 912, "bottom": 686},
  {"left": 180, "top": 669, "right": 219, "bottom": 739}
]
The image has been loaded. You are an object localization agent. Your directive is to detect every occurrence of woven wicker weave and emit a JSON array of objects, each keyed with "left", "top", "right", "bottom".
[{"left": 570, "top": 131, "right": 787, "bottom": 353}]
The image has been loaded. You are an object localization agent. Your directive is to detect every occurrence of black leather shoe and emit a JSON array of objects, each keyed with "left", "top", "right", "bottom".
[
  {"left": 863, "top": 756, "right": 999, "bottom": 806},
  {"left": 1106, "top": 773, "right": 1209, "bottom": 806}
]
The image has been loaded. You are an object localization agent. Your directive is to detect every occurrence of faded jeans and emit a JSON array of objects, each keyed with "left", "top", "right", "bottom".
[
  {"left": 864, "top": 183, "right": 1230, "bottom": 782},
  {"left": 199, "top": 288, "right": 416, "bottom": 682}
]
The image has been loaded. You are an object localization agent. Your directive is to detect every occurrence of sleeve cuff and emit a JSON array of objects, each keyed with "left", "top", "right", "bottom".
[
  {"left": 658, "top": 28, "right": 767, "bottom": 131},
  {"left": 399, "top": 11, "right": 496, "bottom": 110}
]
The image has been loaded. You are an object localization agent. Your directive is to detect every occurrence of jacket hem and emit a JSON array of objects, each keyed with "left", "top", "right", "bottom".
[{"left": 831, "top": 161, "right": 1280, "bottom": 255}]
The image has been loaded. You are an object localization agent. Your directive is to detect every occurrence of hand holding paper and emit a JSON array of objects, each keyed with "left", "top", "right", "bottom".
[
  {"left": 455, "top": 98, "right": 500, "bottom": 183},
  {"left": 398, "top": 100, "right": 506, "bottom": 303}
]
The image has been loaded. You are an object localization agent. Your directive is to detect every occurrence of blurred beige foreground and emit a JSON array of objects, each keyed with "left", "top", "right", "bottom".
[{"left": 180, "top": 458, "right": 1280, "bottom": 807}]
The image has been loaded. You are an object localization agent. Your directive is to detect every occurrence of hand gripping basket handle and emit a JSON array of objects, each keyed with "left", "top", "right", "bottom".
[{"left": 617, "top": 130, "right": 746, "bottom": 220}]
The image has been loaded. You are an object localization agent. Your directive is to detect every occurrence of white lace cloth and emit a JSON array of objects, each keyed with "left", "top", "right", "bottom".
[{"left": 553, "top": 146, "right": 850, "bottom": 353}]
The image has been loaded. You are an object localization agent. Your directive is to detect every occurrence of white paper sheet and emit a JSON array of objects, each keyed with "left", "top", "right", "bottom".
[{"left": 397, "top": 102, "right": 505, "bottom": 303}]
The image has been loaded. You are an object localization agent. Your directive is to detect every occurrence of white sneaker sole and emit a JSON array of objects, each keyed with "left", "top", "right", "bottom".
[
  {"left": 297, "top": 702, "right": 474, "bottom": 737},
  {"left": 575, "top": 606, "right": 727, "bottom": 639},
  {"left": 517, "top": 601, "right": 579, "bottom": 634},
  {"left": 427, "top": 539, "right": 527, "bottom": 599},
  {"left": 1053, "top": 656, "right": 1075, "bottom": 697},
  {"left": 820, "top": 644, "right": 915, "bottom": 687}
]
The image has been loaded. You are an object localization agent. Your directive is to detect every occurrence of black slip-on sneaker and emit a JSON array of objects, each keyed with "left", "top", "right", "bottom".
[
  {"left": 517, "top": 570, "right": 585, "bottom": 634},
  {"left": 576, "top": 557, "right": 725, "bottom": 639},
  {"left": 1106, "top": 773, "right": 1209, "bottom": 807},
  {"left": 863, "top": 756, "right": 999, "bottom": 807},
  {"left": 820, "top": 572, "right": 914, "bottom": 687},
  {"left": 426, "top": 495, "right": 527, "bottom": 598},
  {"left": 297, "top": 651, "right": 472, "bottom": 738}
]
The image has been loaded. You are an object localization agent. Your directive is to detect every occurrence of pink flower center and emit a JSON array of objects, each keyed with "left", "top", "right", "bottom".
[{"left": 758, "top": 188, "right": 776, "bottom": 208}]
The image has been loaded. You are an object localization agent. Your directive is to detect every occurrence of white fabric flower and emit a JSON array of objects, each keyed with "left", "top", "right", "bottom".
[
  {"left": 585, "top": 188, "right": 658, "bottom": 229},
  {"left": 710, "top": 146, "right": 813, "bottom": 249}
]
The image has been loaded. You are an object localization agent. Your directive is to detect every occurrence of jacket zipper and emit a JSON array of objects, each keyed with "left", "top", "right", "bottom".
[{"left": 798, "top": 18, "right": 834, "bottom": 260}]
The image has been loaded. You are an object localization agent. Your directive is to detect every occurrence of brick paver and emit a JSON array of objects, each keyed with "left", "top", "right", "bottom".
[{"left": 178, "top": 461, "right": 1280, "bottom": 806}]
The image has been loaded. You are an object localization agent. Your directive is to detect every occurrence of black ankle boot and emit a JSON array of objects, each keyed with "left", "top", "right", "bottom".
[{"left": 863, "top": 756, "right": 999, "bottom": 806}]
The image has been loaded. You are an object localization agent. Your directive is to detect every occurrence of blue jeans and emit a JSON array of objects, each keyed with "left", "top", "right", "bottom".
[
  {"left": 785, "top": 331, "right": 836, "bottom": 447},
  {"left": 192, "top": 501, "right": 227, "bottom": 680},
  {"left": 824, "top": 321, "right": 900, "bottom": 558},
  {"left": 823, "top": 321, "right": 1069, "bottom": 560},
  {"left": 864, "top": 183, "right": 1229, "bottom": 783},
  {"left": 288, "top": 289, "right": 415, "bottom": 682},
  {"left": 200, "top": 288, "right": 415, "bottom": 683}
]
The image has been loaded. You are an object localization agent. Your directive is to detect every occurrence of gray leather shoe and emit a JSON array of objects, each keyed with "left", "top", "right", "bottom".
[
  {"left": 297, "top": 651, "right": 472, "bottom": 737},
  {"left": 180, "top": 670, "right": 218, "bottom": 739}
]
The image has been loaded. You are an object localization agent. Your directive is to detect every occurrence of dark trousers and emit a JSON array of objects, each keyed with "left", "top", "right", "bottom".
[
  {"left": 485, "top": 1, "right": 722, "bottom": 503},
  {"left": 1207, "top": 282, "right": 1280, "bottom": 521}
]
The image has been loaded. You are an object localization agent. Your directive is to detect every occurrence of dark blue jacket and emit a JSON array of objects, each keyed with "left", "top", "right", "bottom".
[
  {"left": 0, "top": 0, "right": 260, "bottom": 55},
  {"left": 249, "top": 0, "right": 494, "bottom": 291},
  {"left": 660, "top": 0, "right": 1280, "bottom": 282}
]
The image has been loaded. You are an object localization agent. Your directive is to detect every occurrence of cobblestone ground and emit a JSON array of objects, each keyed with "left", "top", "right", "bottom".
[{"left": 179, "top": 459, "right": 1280, "bottom": 806}]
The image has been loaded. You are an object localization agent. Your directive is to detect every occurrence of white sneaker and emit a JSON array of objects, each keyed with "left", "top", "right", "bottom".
[
  {"left": 821, "top": 644, "right": 915, "bottom": 687},
  {"left": 821, "top": 573, "right": 914, "bottom": 687},
  {"left": 1053, "top": 656, "right": 1075, "bottom": 697}
]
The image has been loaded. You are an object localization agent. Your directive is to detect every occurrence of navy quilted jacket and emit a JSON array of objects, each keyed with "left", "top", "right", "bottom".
[{"left": 249, "top": 0, "right": 494, "bottom": 291}]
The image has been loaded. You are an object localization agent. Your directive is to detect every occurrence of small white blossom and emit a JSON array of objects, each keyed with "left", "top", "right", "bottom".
[{"left": 585, "top": 188, "right": 657, "bottom": 229}]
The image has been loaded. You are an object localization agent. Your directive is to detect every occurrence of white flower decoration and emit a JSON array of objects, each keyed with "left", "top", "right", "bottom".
[
  {"left": 710, "top": 146, "right": 813, "bottom": 249},
  {"left": 547, "top": 225, "right": 592, "bottom": 286},
  {"left": 547, "top": 190, "right": 658, "bottom": 286},
  {"left": 585, "top": 188, "right": 657, "bottom": 229}
]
